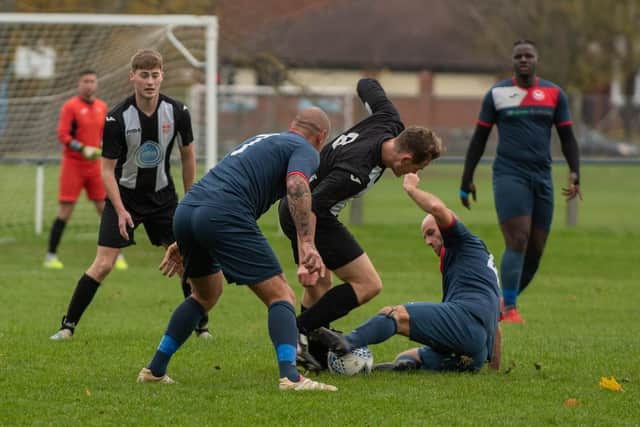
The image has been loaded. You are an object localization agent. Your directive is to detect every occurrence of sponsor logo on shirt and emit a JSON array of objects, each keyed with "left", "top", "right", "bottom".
[
  {"left": 135, "top": 141, "right": 163, "bottom": 168},
  {"left": 162, "top": 122, "right": 172, "bottom": 134},
  {"left": 106, "top": 116, "right": 116, "bottom": 122},
  {"left": 350, "top": 174, "right": 362, "bottom": 184}
]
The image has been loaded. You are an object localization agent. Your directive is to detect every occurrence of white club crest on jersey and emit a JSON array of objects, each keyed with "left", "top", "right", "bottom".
[{"left": 532, "top": 89, "right": 545, "bottom": 101}]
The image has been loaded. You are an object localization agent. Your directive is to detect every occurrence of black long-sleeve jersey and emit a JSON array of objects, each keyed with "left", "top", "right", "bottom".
[{"left": 311, "top": 78, "right": 405, "bottom": 216}]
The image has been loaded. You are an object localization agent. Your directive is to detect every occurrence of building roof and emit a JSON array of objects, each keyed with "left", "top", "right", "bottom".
[{"left": 219, "top": 0, "right": 504, "bottom": 72}]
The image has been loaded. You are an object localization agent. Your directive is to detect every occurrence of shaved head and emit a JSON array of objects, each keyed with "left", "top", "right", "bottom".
[
  {"left": 421, "top": 214, "right": 435, "bottom": 236},
  {"left": 291, "top": 106, "right": 331, "bottom": 137},
  {"left": 420, "top": 214, "right": 443, "bottom": 256}
]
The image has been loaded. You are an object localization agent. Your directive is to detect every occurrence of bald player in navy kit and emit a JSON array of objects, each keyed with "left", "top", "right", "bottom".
[
  {"left": 138, "top": 107, "right": 338, "bottom": 391},
  {"left": 317, "top": 172, "right": 502, "bottom": 373}
]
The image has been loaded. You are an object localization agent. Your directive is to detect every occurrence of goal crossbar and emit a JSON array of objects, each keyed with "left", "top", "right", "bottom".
[{"left": 0, "top": 13, "right": 216, "bottom": 27}]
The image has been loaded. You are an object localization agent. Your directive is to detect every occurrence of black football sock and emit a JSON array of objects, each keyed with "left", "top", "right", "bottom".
[
  {"left": 297, "top": 283, "right": 359, "bottom": 334},
  {"left": 48, "top": 217, "right": 67, "bottom": 254},
  {"left": 300, "top": 304, "right": 329, "bottom": 329},
  {"left": 64, "top": 273, "right": 100, "bottom": 330}
]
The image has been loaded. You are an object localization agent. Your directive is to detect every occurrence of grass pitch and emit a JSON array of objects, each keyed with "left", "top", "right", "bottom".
[{"left": 0, "top": 164, "right": 638, "bottom": 426}]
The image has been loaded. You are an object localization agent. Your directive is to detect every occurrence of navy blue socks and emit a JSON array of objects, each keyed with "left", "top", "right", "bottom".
[
  {"left": 501, "top": 248, "right": 525, "bottom": 308},
  {"left": 148, "top": 297, "right": 205, "bottom": 377},
  {"left": 346, "top": 313, "right": 397, "bottom": 349},
  {"left": 268, "top": 301, "right": 300, "bottom": 382}
]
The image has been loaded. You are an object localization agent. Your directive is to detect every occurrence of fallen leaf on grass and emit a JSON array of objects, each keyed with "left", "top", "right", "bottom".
[
  {"left": 563, "top": 398, "right": 579, "bottom": 407},
  {"left": 85, "top": 388, "right": 92, "bottom": 396},
  {"left": 599, "top": 376, "right": 622, "bottom": 392},
  {"left": 567, "top": 294, "right": 577, "bottom": 301}
]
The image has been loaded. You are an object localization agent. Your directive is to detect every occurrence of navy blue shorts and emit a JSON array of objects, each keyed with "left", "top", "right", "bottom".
[
  {"left": 404, "top": 302, "right": 489, "bottom": 372},
  {"left": 173, "top": 203, "right": 282, "bottom": 285},
  {"left": 493, "top": 172, "right": 554, "bottom": 231}
]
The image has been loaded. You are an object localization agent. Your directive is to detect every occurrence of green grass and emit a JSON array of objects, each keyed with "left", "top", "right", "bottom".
[{"left": 1, "top": 164, "right": 638, "bottom": 426}]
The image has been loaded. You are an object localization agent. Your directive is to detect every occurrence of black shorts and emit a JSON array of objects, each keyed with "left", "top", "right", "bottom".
[
  {"left": 278, "top": 198, "right": 363, "bottom": 271},
  {"left": 98, "top": 193, "right": 177, "bottom": 249}
]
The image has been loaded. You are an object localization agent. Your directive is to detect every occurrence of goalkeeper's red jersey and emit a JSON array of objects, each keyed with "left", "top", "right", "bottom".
[{"left": 57, "top": 96, "right": 107, "bottom": 161}]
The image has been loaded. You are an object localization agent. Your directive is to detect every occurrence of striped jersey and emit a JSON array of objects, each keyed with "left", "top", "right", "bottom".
[
  {"left": 478, "top": 77, "right": 572, "bottom": 174},
  {"left": 102, "top": 94, "right": 193, "bottom": 201}
]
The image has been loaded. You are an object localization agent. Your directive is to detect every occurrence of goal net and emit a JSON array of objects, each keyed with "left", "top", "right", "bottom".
[{"left": 0, "top": 13, "right": 217, "bottom": 237}]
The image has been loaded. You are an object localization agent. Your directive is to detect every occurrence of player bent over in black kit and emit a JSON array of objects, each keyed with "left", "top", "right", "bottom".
[
  {"left": 50, "top": 48, "right": 209, "bottom": 340},
  {"left": 317, "top": 173, "right": 502, "bottom": 373},
  {"left": 278, "top": 78, "right": 443, "bottom": 368}
]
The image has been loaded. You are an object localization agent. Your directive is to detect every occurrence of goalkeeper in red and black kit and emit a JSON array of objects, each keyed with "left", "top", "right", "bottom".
[
  {"left": 44, "top": 70, "right": 128, "bottom": 270},
  {"left": 278, "top": 78, "right": 443, "bottom": 369}
]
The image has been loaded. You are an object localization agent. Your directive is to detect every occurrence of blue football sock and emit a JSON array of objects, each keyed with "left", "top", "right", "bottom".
[
  {"left": 148, "top": 297, "right": 205, "bottom": 377},
  {"left": 268, "top": 301, "right": 300, "bottom": 382},
  {"left": 346, "top": 313, "right": 397, "bottom": 349},
  {"left": 501, "top": 248, "right": 525, "bottom": 308}
]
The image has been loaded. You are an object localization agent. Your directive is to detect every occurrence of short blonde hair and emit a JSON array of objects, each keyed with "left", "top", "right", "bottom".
[{"left": 130, "top": 48, "right": 163, "bottom": 71}]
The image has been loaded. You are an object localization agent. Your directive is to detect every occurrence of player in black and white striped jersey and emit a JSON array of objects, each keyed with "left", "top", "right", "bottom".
[{"left": 50, "top": 48, "right": 208, "bottom": 340}]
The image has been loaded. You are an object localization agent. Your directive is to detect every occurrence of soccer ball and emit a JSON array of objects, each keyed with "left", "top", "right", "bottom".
[{"left": 327, "top": 346, "right": 374, "bottom": 376}]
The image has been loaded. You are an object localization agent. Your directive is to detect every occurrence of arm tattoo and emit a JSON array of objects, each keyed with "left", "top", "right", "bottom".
[{"left": 286, "top": 175, "right": 314, "bottom": 240}]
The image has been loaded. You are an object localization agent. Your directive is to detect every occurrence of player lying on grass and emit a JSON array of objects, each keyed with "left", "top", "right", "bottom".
[
  {"left": 138, "top": 107, "right": 337, "bottom": 391},
  {"left": 316, "top": 172, "right": 502, "bottom": 372}
]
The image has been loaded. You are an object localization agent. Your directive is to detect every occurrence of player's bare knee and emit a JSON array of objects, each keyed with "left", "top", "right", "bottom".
[
  {"left": 88, "top": 257, "right": 114, "bottom": 281},
  {"left": 282, "top": 284, "right": 296, "bottom": 307},
  {"left": 353, "top": 277, "right": 382, "bottom": 304},
  {"left": 192, "top": 286, "right": 222, "bottom": 311}
]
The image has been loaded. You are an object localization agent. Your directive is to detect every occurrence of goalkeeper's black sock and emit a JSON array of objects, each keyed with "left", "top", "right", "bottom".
[
  {"left": 297, "top": 283, "right": 359, "bottom": 334},
  {"left": 48, "top": 217, "right": 67, "bottom": 254},
  {"left": 64, "top": 273, "right": 100, "bottom": 329}
]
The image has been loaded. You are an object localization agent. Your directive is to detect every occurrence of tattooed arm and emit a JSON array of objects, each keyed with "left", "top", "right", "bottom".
[{"left": 286, "top": 173, "right": 325, "bottom": 278}]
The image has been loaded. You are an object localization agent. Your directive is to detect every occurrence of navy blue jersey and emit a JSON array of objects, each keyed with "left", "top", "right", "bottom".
[
  {"left": 182, "top": 132, "right": 319, "bottom": 219},
  {"left": 440, "top": 218, "right": 500, "bottom": 327},
  {"left": 478, "top": 77, "right": 572, "bottom": 175}
]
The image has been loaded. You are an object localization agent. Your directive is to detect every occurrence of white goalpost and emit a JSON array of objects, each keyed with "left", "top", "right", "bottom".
[{"left": 0, "top": 13, "right": 218, "bottom": 235}]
